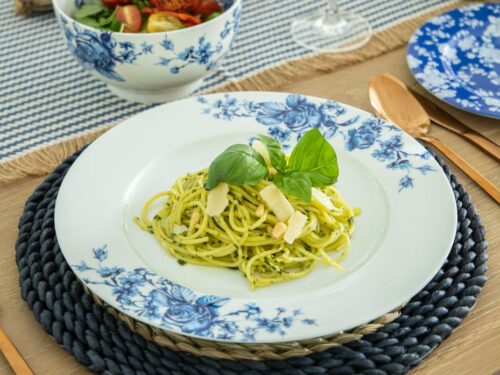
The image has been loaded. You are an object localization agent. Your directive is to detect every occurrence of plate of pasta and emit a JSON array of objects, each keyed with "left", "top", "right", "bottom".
[{"left": 55, "top": 92, "right": 457, "bottom": 343}]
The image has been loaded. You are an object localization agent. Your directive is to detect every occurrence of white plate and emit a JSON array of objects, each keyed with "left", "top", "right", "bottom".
[{"left": 55, "top": 92, "right": 457, "bottom": 343}]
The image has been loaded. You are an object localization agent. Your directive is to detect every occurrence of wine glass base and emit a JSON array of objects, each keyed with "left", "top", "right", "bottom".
[{"left": 291, "top": 11, "right": 373, "bottom": 53}]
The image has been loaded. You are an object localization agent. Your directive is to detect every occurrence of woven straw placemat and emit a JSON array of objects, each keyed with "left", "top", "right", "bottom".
[{"left": 16, "top": 147, "right": 487, "bottom": 374}]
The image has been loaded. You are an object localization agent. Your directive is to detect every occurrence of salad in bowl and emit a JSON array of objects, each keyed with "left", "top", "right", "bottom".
[
  {"left": 74, "top": 0, "right": 225, "bottom": 33},
  {"left": 53, "top": 0, "right": 241, "bottom": 103}
]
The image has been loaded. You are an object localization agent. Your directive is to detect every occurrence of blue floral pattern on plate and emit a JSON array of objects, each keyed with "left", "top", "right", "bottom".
[
  {"left": 74, "top": 245, "right": 316, "bottom": 341},
  {"left": 197, "top": 94, "right": 434, "bottom": 192},
  {"left": 407, "top": 3, "right": 500, "bottom": 119}
]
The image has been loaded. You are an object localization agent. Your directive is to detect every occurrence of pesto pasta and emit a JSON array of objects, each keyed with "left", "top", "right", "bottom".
[{"left": 134, "top": 169, "right": 359, "bottom": 290}]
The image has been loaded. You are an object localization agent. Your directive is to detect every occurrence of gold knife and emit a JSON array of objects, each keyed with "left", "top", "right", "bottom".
[{"left": 410, "top": 89, "right": 500, "bottom": 162}]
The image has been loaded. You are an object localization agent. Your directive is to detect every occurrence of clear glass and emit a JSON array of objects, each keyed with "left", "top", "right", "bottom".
[{"left": 291, "top": 0, "right": 373, "bottom": 53}]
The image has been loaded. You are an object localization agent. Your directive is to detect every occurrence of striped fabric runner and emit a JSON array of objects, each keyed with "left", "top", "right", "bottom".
[{"left": 0, "top": 0, "right": 457, "bottom": 163}]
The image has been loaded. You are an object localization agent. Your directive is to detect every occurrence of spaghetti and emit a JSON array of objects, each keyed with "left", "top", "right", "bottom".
[{"left": 135, "top": 169, "right": 359, "bottom": 289}]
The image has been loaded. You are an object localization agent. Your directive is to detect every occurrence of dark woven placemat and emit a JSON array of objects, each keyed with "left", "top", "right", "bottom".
[{"left": 15, "top": 148, "right": 488, "bottom": 375}]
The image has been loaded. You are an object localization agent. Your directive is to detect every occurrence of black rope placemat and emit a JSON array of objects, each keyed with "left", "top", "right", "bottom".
[{"left": 15, "top": 148, "right": 488, "bottom": 375}]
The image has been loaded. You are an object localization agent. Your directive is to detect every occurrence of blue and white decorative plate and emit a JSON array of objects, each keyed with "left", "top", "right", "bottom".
[
  {"left": 407, "top": 3, "right": 500, "bottom": 119},
  {"left": 55, "top": 92, "right": 457, "bottom": 343}
]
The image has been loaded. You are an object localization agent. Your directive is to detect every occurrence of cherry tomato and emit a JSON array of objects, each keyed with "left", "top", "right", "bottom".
[
  {"left": 116, "top": 5, "right": 143, "bottom": 32},
  {"left": 101, "top": 0, "right": 132, "bottom": 9},
  {"left": 193, "top": 0, "right": 221, "bottom": 18},
  {"left": 147, "top": 12, "right": 183, "bottom": 32},
  {"left": 140, "top": 6, "right": 155, "bottom": 14}
]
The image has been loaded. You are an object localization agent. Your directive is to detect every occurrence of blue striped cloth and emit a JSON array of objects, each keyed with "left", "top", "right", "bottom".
[{"left": 0, "top": 0, "right": 456, "bottom": 163}]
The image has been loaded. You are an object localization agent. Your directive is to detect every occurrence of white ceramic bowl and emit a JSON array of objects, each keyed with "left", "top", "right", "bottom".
[{"left": 53, "top": 0, "right": 241, "bottom": 103}]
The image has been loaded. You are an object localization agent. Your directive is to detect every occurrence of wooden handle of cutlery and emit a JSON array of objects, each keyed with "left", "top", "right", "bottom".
[
  {"left": 462, "top": 131, "right": 500, "bottom": 162},
  {"left": 421, "top": 136, "right": 500, "bottom": 204},
  {"left": 0, "top": 327, "right": 33, "bottom": 375}
]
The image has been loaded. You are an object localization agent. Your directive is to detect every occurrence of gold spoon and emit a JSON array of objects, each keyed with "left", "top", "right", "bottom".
[{"left": 369, "top": 73, "right": 500, "bottom": 204}]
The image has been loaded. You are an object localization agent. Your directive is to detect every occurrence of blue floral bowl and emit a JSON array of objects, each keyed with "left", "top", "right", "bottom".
[{"left": 53, "top": 0, "right": 241, "bottom": 103}]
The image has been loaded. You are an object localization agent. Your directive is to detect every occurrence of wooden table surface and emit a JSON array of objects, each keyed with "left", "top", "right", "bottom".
[{"left": 0, "top": 47, "right": 499, "bottom": 375}]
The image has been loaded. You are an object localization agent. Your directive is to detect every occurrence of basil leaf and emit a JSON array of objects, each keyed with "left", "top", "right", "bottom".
[
  {"left": 206, "top": 11, "right": 221, "bottom": 21},
  {"left": 288, "top": 128, "right": 338, "bottom": 187},
  {"left": 131, "top": 0, "right": 150, "bottom": 9},
  {"left": 76, "top": 16, "right": 103, "bottom": 28},
  {"left": 257, "top": 134, "right": 286, "bottom": 171},
  {"left": 274, "top": 171, "right": 312, "bottom": 202},
  {"left": 206, "top": 144, "right": 268, "bottom": 190},
  {"left": 74, "top": 3, "right": 105, "bottom": 18},
  {"left": 108, "top": 18, "right": 123, "bottom": 31},
  {"left": 98, "top": 9, "right": 117, "bottom": 26}
]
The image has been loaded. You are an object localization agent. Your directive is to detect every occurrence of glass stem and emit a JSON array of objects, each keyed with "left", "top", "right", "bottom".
[{"left": 326, "top": 0, "right": 340, "bottom": 18}]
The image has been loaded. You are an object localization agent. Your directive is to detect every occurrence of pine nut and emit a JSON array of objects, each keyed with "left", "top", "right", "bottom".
[
  {"left": 255, "top": 203, "right": 265, "bottom": 217},
  {"left": 272, "top": 222, "right": 287, "bottom": 239},
  {"left": 189, "top": 211, "right": 200, "bottom": 232}
]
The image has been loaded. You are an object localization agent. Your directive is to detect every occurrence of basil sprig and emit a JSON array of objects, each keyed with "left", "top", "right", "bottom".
[{"left": 206, "top": 129, "right": 339, "bottom": 202}]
